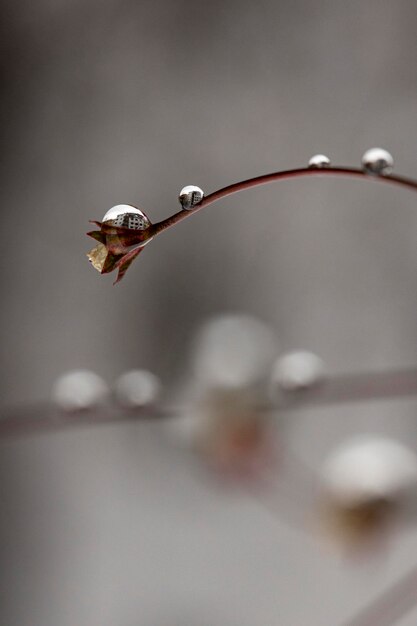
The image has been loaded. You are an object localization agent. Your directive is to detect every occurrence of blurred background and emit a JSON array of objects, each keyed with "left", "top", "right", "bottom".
[{"left": 1, "top": 0, "right": 417, "bottom": 624}]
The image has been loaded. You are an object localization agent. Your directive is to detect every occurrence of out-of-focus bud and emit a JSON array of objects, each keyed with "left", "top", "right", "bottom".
[
  {"left": 271, "top": 350, "right": 325, "bottom": 393},
  {"left": 188, "top": 314, "right": 278, "bottom": 475},
  {"left": 320, "top": 436, "right": 417, "bottom": 544},
  {"left": 52, "top": 370, "right": 108, "bottom": 412},
  {"left": 114, "top": 369, "right": 161, "bottom": 409},
  {"left": 191, "top": 387, "right": 268, "bottom": 473}
]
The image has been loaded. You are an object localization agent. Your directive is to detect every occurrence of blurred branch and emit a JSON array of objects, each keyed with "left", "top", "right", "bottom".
[
  {"left": 277, "top": 366, "right": 417, "bottom": 410},
  {"left": 342, "top": 564, "right": 417, "bottom": 626},
  {"left": 2, "top": 367, "right": 417, "bottom": 440},
  {"left": 0, "top": 402, "right": 172, "bottom": 440}
]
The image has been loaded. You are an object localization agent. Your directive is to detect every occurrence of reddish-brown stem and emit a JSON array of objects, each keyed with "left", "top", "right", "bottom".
[{"left": 152, "top": 167, "right": 417, "bottom": 237}]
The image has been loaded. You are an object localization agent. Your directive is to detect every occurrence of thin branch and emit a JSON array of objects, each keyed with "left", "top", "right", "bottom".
[{"left": 152, "top": 167, "right": 417, "bottom": 237}]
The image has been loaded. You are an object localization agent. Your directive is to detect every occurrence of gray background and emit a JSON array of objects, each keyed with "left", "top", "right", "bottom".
[{"left": 1, "top": 0, "right": 417, "bottom": 624}]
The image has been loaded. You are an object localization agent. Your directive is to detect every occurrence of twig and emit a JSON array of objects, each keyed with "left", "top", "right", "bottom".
[{"left": 152, "top": 167, "right": 417, "bottom": 238}]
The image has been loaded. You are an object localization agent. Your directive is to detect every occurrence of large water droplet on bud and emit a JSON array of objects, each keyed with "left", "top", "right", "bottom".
[{"left": 102, "top": 204, "right": 151, "bottom": 230}]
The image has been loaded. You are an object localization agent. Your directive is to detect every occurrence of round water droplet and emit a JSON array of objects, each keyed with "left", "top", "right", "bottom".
[
  {"left": 308, "top": 154, "right": 331, "bottom": 169},
  {"left": 52, "top": 370, "right": 108, "bottom": 412},
  {"left": 361, "top": 148, "right": 393, "bottom": 175},
  {"left": 102, "top": 204, "right": 150, "bottom": 230},
  {"left": 114, "top": 369, "right": 161, "bottom": 408},
  {"left": 179, "top": 185, "right": 204, "bottom": 210},
  {"left": 271, "top": 351, "right": 325, "bottom": 392}
]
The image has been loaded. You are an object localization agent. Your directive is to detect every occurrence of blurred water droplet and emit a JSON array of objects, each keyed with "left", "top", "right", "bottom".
[
  {"left": 114, "top": 369, "right": 161, "bottom": 408},
  {"left": 193, "top": 313, "right": 278, "bottom": 389},
  {"left": 271, "top": 351, "right": 325, "bottom": 392},
  {"left": 52, "top": 370, "right": 108, "bottom": 411},
  {"left": 321, "top": 436, "right": 417, "bottom": 508},
  {"left": 319, "top": 436, "right": 417, "bottom": 545},
  {"left": 361, "top": 147, "right": 393, "bottom": 175}
]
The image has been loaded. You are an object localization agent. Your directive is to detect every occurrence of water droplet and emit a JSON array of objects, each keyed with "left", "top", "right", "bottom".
[
  {"left": 102, "top": 204, "right": 150, "bottom": 230},
  {"left": 361, "top": 148, "right": 393, "bottom": 175},
  {"left": 308, "top": 154, "right": 331, "bottom": 169},
  {"left": 179, "top": 185, "right": 204, "bottom": 210},
  {"left": 271, "top": 351, "right": 325, "bottom": 391},
  {"left": 114, "top": 369, "right": 161, "bottom": 408},
  {"left": 52, "top": 370, "right": 108, "bottom": 411}
]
